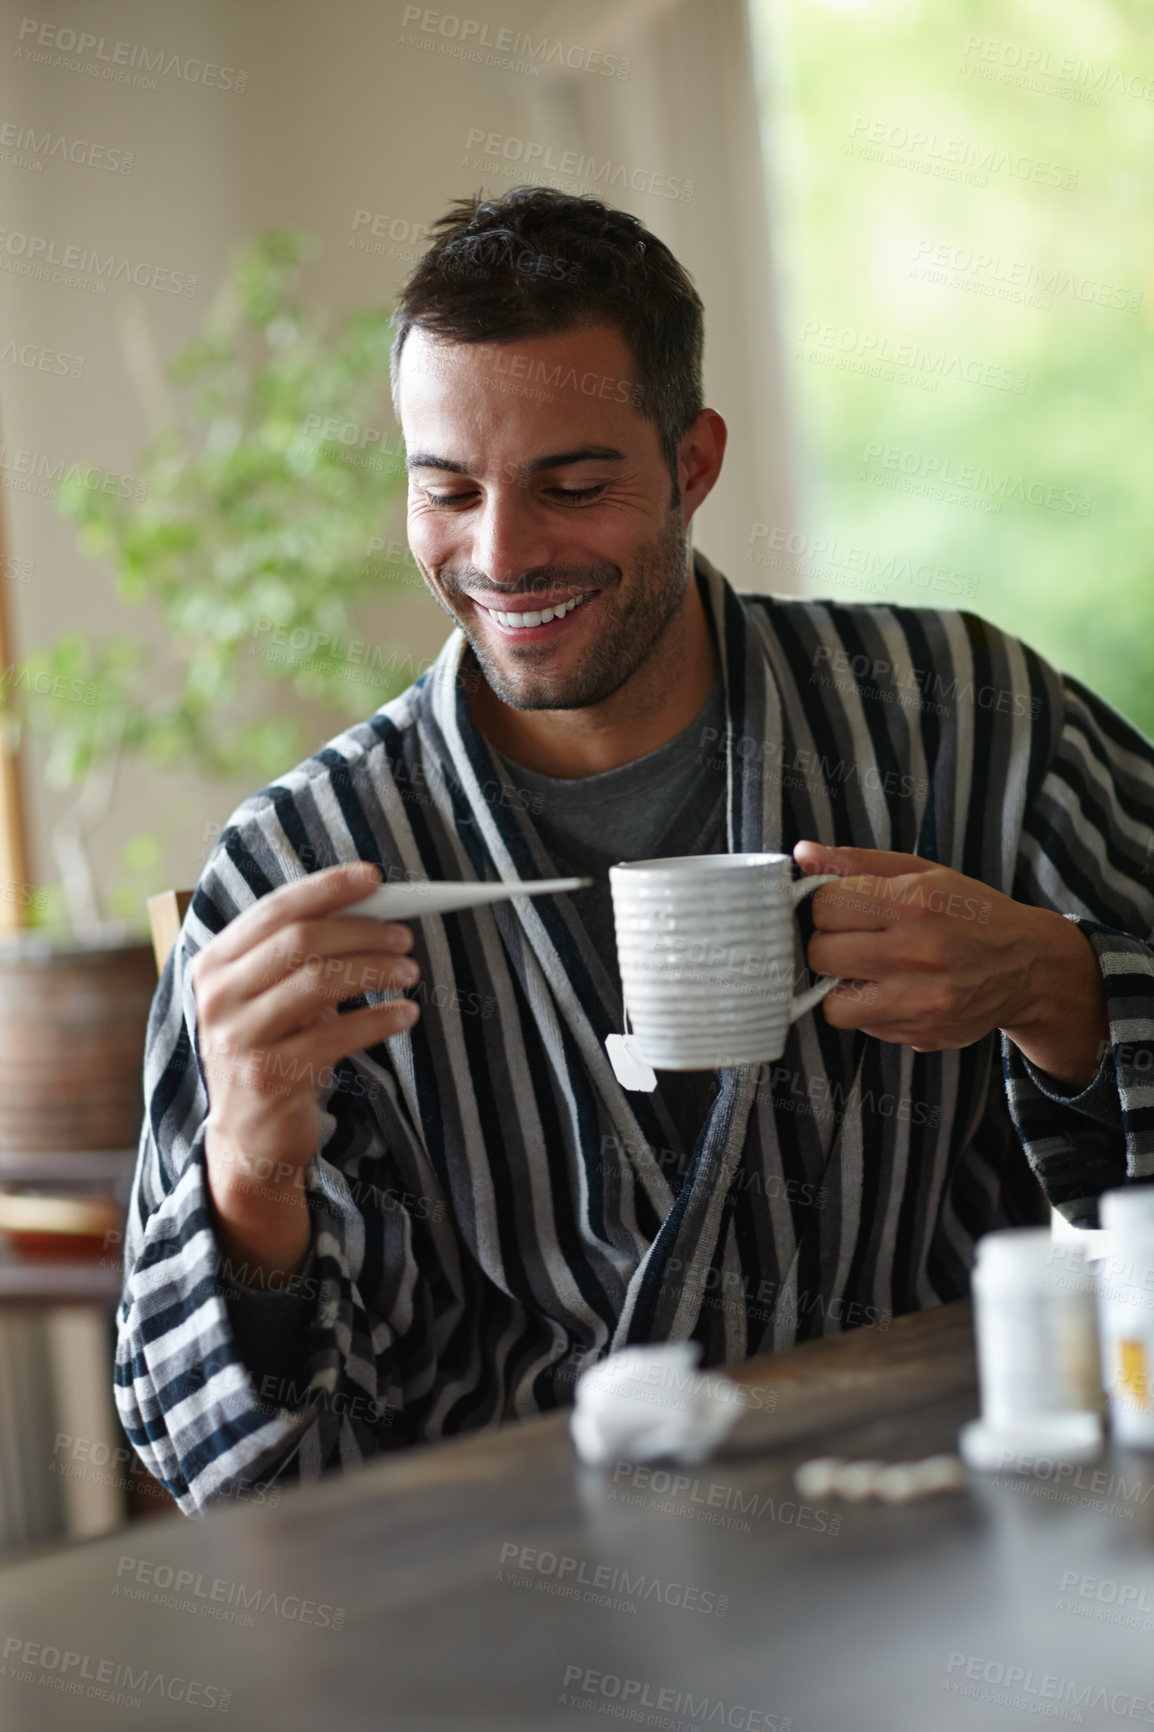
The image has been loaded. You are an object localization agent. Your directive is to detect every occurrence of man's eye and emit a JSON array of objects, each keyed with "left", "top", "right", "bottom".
[{"left": 423, "top": 484, "right": 604, "bottom": 506}]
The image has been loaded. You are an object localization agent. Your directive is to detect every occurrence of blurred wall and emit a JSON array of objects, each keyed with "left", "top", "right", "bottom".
[{"left": 0, "top": 0, "right": 796, "bottom": 912}]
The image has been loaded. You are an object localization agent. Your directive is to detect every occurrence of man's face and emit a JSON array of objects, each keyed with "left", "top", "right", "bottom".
[{"left": 397, "top": 322, "right": 691, "bottom": 711}]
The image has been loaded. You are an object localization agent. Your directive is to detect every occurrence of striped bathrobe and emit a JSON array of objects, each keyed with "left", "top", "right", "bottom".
[{"left": 116, "top": 552, "right": 1154, "bottom": 1513}]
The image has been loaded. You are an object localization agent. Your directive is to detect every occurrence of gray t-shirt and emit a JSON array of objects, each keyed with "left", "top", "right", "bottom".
[{"left": 494, "top": 673, "right": 730, "bottom": 1190}]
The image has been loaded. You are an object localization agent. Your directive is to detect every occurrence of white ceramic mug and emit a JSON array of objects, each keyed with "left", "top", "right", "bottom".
[{"left": 608, "top": 853, "right": 841, "bottom": 1070}]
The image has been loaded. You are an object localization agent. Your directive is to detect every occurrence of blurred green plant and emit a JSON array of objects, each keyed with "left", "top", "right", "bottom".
[{"left": 0, "top": 228, "right": 413, "bottom": 929}]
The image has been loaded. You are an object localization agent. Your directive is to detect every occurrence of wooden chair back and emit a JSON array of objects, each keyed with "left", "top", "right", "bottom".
[{"left": 146, "top": 890, "right": 193, "bottom": 976}]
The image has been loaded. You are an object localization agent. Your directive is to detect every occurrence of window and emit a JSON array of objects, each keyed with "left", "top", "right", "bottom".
[{"left": 750, "top": 0, "right": 1154, "bottom": 735}]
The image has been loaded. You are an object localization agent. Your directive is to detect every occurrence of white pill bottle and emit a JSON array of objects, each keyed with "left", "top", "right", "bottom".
[
  {"left": 971, "top": 1227, "right": 1102, "bottom": 1428},
  {"left": 1098, "top": 1187, "right": 1154, "bottom": 1449}
]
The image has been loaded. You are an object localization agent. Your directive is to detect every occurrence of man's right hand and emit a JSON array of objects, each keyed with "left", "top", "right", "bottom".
[{"left": 189, "top": 862, "right": 421, "bottom": 1280}]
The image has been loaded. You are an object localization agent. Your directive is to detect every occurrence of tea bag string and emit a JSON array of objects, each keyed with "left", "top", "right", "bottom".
[
  {"left": 721, "top": 609, "right": 736, "bottom": 856},
  {"left": 701, "top": 558, "right": 737, "bottom": 857}
]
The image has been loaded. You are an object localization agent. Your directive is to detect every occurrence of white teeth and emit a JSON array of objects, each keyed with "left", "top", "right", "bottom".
[{"left": 486, "top": 590, "right": 592, "bottom": 630}]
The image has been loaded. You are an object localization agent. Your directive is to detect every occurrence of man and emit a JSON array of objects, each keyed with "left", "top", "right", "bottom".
[{"left": 117, "top": 188, "right": 1154, "bottom": 1515}]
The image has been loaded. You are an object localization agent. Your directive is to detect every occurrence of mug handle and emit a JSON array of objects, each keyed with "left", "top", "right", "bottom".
[{"left": 788, "top": 872, "right": 841, "bottom": 1023}]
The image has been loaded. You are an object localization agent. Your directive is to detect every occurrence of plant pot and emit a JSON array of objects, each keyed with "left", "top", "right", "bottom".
[{"left": 0, "top": 928, "right": 158, "bottom": 1153}]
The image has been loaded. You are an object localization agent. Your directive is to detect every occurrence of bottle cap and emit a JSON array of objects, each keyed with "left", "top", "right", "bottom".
[
  {"left": 974, "top": 1227, "right": 1092, "bottom": 1289},
  {"left": 958, "top": 1413, "right": 1103, "bottom": 1474},
  {"left": 1100, "top": 1186, "right": 1154, "bottom": 1235}
]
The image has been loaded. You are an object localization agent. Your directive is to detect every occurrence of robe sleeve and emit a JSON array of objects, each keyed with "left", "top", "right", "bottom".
[
  {"left": 1002, "top": 670, "right": 1154, "bottom": 1227},
  {"left": 114, "top": 810, "right": 436, "bottom": 1515}
]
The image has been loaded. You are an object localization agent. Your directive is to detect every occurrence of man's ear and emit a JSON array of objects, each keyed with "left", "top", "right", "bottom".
[{"left": 678, "top": 409, "right": 727, "bottom": 520}]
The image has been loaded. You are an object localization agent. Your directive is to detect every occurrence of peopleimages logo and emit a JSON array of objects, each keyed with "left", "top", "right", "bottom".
[
  {"left": 559, "top": 1666, "right": 791, "bottom": 1729},
  {"left": 910, "top": 237, "right": 1141, "bottom": 312},
  {"left": 960, "top": 34, "right": 1154, "bottom": 105},
  {"left": 15, "top": 18, "right": 248, "bottom": 91},
  {"left": 0, "top": 663, "right": 99, "bottom": 706},
  {"left": 462, "top": 129, "right": 694, "bottom": 201},
  {"left": 497, "top": 1543, "right": 729, "bottom": 1617},
  {"left": 0, "top": 336, "right": 84, "bottom": 376},
  {"left": 114, "top": 1555, "right": 345, "bottom": 1631},
  {"left": 0, "top": 118, "right": 134, "bottom": 173},
  {"left": 2, "top": 1635, "right": 231, "bottom": 1712},
  {"left": 1056, "top": 1569, "right": 1154, "bottom": 1631},
  {"left": 610, "top": 1461, "right": 842, "bottom": 1538},
  {"left": 745, "top": 524, "right": 981, "bottom": 601},
  {"left": 401, "top": 8, "right": 631, "bottom": 78},
  {"left": 944, "top": 1651, "right": 1154, "bottom": 1722},
  {"left": 795, "top": 323, "right": 1028, "bottom": 394},
  {"left": 0, "top": 444, "right": 145, "bottom": 500},
  {"left": 860, "top": 441, "right": 1092, "bottom": 515},
  {"left": 0, "top": 228, "right": 197, "bottom": 295},
  {"left": 847, "top": 114, "right": 1079, "bottom": 188}
]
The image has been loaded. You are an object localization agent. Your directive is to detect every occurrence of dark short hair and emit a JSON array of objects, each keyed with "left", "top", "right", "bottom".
[{"left": 390, "top": 186, "right": 705, "bottom": 486}]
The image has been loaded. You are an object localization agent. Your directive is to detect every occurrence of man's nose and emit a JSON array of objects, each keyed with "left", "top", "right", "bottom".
[{"left": 470, "top": 493, "right": 554, "bottom": 591}]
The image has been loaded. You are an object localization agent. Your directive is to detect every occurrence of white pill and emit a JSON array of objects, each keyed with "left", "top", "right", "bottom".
[
  {"left": 908, "top": 1454, "right": 966, "bottom": 1493},
  {"left": 873, "top": 1464, "right": 921, "bottom": 1503},
  {"left": 834, "top": 1460, "right": 886, "bottom": 1501},
  {"left": 794, "top": 1457, "right": 845, "bottom": 1500}
]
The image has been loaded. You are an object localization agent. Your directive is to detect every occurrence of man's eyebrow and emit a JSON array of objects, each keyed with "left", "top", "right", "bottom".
[
  {"left": 405, "top": 453, "right": 469, "bottom": 475},
  {"left": 405, "top": 446, "right": 627, "bottom": 474}
]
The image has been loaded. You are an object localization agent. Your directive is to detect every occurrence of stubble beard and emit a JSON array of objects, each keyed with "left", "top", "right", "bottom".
[{"left": 439, "top": 513, "right": 691, "bottom": 712}]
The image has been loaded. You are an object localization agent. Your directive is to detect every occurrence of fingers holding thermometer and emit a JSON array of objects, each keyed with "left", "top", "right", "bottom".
[{"left": 190, "top": 864, "right": 422, "bottom": 1266}]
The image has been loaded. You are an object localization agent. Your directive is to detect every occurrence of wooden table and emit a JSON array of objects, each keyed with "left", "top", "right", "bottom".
[{"left": 2, "top": 1302, "right": 1152, "bottom": 1731}]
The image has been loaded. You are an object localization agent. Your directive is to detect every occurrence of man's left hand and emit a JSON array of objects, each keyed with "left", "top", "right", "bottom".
[{"left": 793, "top": 841, "right": 1109, "bottom": 1090}]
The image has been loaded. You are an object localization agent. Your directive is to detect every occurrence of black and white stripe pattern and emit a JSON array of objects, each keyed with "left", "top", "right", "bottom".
[{"left": 115, "top": 552, "right": 1154, "bottom": 1513}]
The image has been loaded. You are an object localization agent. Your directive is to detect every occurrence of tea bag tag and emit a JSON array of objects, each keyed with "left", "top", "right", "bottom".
[{"left": 605, "top": 1034, "right": 658, "bottom": 1092}]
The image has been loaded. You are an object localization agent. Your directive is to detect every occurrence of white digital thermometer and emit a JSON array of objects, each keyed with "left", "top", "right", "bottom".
[{"left": 345, "top": 875, "right": 592, "bottom": 922}]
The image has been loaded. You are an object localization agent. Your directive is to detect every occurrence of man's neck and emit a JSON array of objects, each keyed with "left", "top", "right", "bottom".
[{"left": 468, "top": 572, "right": 720, "bottom": 780}]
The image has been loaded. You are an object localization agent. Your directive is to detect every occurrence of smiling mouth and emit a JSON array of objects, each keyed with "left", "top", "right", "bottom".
[{"left": 473, "top": 590, "right": 597, "bottom": 632}]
